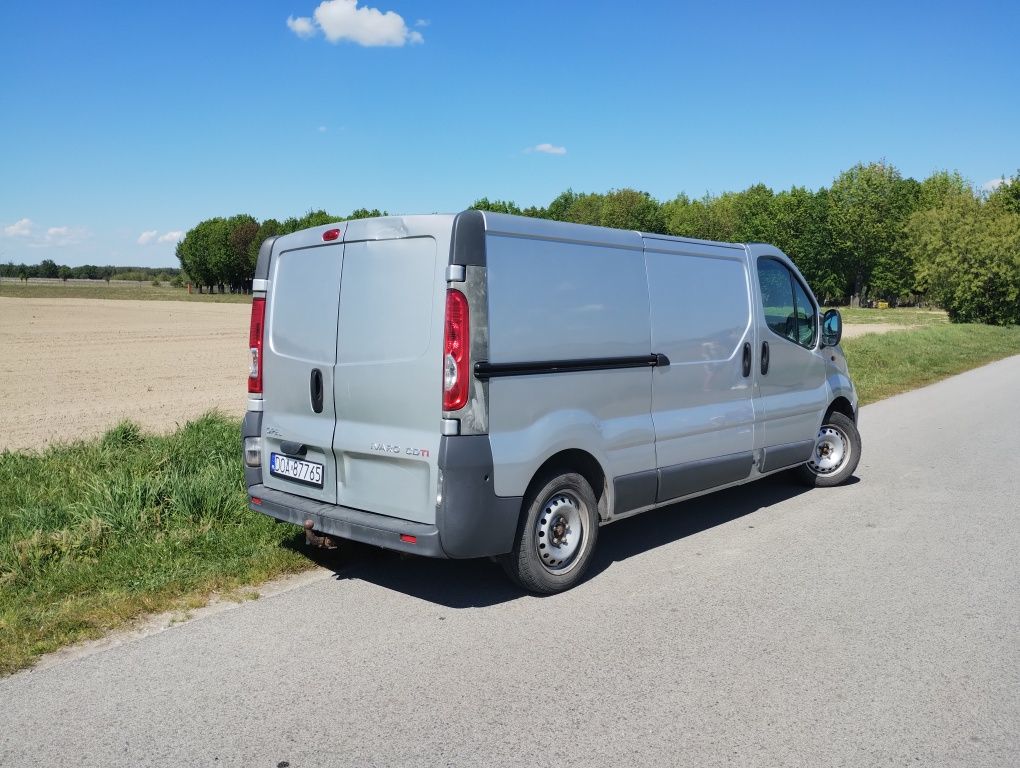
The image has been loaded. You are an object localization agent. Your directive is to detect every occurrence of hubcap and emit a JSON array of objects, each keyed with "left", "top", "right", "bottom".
[
  {"left": 535, "top": 492, "right": 586, "bottom": 575},
  {"left": 808, "top": 424, "right": 849, "bottom": 475}
]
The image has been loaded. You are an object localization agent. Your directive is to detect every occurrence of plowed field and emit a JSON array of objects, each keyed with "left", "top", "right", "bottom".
[{"left": 0, "top": 298, "right": 249, "bottom": 452}]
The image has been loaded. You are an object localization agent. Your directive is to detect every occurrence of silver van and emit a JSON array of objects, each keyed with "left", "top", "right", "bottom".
[{"left": 242, "top": 211, "right": 860, "bottom": 593}]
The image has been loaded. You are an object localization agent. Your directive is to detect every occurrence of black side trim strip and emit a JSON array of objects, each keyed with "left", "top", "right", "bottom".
[
  {"left": 613, "top": 470, "right": 658, "bottom": 514},
  {"left": 657, "top": 451, "right": 754, "bottom": 503},
  {"left": 475, "top": 354, "right": 668, "bottom": 380},
  {"left": 760, "top": 439, "right": 815, "bottom": 473}
]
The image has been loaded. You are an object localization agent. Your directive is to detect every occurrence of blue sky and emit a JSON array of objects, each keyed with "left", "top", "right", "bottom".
[{"left": 1, "top": 0, "right": 1017, "bottom": 267}]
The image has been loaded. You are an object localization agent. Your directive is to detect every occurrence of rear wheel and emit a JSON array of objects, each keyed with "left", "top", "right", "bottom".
[
  {"left": 796, "top": 411, "right": 861, "bottom": 487},
  {"left": 501, "top": 471, "right": 599, "bottom": 594}
]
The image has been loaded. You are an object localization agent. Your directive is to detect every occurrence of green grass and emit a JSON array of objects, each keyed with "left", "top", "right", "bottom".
[
  {"left": 0, "top": 281, "right": 250, "bottom": 303},
  {"left": 0, "top": 414, "right": 307, "bottom": 676},
  {"left": 843, "top": 323, "right": 1020, "bottom": 404},
  {"left": 828, "top": 306, "right": 949, "bottom": 326}
]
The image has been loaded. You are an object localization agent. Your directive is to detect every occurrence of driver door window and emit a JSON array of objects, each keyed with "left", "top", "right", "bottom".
[{"left": 757, "top": 258, "right": 816, "bottom": 349}]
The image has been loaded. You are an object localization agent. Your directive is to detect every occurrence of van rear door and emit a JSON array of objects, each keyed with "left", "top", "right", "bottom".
[
  {"left": 331, "top": 218, "right": 450, "bottom": 525},
  {"left": 261, "top": 238, "right": 344, "bottom": 504}
]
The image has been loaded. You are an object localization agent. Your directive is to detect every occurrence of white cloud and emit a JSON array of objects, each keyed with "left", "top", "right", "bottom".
[
  {"left": 415, "top": 18, "right": 429, "bottom": 27},
  {"left": 526, "top": 143, "right": 567, "bottom": 156},
  {"left": 287, "top": 15, "right": 316, "bottom": 37},
  {"left": 3, "top": 218, "right": 33, "bottom": 237},
  {"left": 138, "top": 230, "right": 182, "bottom": 245},
  {"left": 982, "top": 177, "right": 1009, "bottom": 192},
  {"left": 289, "top": 1, "right": 424, "bottom": 46},
  {"left": 36, "top": 226, "right": 89, "bottom": 247},
  {"left": 318, "top": 125, "right": 328, "bottom": 132}
]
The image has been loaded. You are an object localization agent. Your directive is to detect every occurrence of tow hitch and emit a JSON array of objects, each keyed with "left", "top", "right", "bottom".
[{"left": 304, "top": 519, "right": 340, "bottom": 550}]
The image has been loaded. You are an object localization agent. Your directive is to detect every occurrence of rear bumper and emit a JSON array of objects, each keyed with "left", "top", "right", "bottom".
[{"left": 248, "top": 484, "right": 446, "bottom": 558}]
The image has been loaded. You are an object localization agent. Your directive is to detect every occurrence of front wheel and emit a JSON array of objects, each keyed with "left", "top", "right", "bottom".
[
  {"left": 796, "top": 411, "right": 862, "bottom": 487},
  {"left": 501, "top": 471, "right": 599, "bottom": 594}
]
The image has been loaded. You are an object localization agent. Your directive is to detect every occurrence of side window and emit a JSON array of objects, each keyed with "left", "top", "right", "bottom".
[
  {"left": 791, "top": 277, "right": 817, "bottom": 348},
  {"left": 757, "top": 258, "right": 817, "bottom": 349},
  {"left": 757, "top": 259, "right": 795, "bottom": 341}
]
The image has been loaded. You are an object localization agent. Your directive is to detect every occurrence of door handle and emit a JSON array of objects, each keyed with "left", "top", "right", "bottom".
[
  {"left": 742, "top": 342, "right": 751, "bottom": 377},
  {"left": 310, "top": 368, "right": 324, "bottom": 413},
  {"left": 760, "top": 341, "right": 770, "bottom": 376}
]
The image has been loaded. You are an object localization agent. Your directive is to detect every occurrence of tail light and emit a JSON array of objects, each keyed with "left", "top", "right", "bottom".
[
  {"left": 248, "top": 297, "right": 266, "bottom": 394},
  {"left": 443, "top": 289, "right": 469, "bottom": 411}
]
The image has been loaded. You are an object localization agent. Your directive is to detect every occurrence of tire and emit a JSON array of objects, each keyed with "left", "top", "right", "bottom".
[
  {"left": 796, "top": 411, "right": 862, "bottom": 487},
  {"left": 501, "top": 471, "right": 599, "bottom": 594}
]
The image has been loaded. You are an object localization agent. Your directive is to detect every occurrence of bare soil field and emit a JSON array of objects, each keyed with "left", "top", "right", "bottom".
[
  {"left": 0, "top": 297, "right": 249, "bottom": 452},
  {"left": 0, "top": 296, "right": 905, "bottom": 453}
]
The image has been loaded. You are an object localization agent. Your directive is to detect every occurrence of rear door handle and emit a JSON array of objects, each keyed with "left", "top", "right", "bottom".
[
  {"left": 760, "top": 341, "right": 770, "bottom": 376},
  {"left": 310, "top": 368, "right": 324, "bottom": 413},
  {"left": 742, "top": 342, "right": 751, "bottom": 377}
]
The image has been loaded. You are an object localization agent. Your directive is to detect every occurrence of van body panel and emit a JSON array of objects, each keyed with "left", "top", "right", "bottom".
[
  {"left": 484, "top": 229, "right": 655, "bottom": 499},
  {"left": 260, "top": 242, "right": 344, "bottom": 504},
  {"left": 642, "top": 237, "right": 757, "bottom": 495},
  {"left": 485, "top": 232, "right": 650, "bottom": 362},
  {"left": 487, "top": 372, "right": 655, "bottom": 499},
  {"left": 332, "top": 222, "right": 451, "bottom": 525}
]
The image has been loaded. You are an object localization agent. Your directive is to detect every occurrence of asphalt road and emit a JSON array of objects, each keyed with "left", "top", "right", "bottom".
[{"left": 3, "top": 357, "right": 1018, "bottom": 767}]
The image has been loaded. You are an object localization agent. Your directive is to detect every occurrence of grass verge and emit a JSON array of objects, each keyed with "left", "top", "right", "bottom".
[
  {"left": 0, "top": 414, "right": 307, "bottom": 676},
  {"left": 2, "top": 322, "right": 1018, "bottom": 676},
  {"left": 842, "top": 323, "right": 1020, "bottom": 404},
  {"left": 0, "top": 281, "right": 249, "bottom": 303},
  {"left": 827, "top": 306, "right": 948, "bottom": 326}
]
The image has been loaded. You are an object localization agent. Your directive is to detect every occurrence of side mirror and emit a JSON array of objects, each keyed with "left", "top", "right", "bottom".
[{"left": 821, "top": 309, "right": 843, "bottom": 347}]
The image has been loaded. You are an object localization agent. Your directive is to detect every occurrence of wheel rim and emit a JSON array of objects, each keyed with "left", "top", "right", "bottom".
[
  {"left": 535, "top": 491, "right": 586, "bottom": 575},
  {"left": 808, "top": 424, "right": 850, "bottom": 475}
]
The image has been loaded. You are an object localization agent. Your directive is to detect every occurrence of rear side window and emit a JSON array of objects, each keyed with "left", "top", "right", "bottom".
[{"left": 757, "top": 258, "right": 816, "bottom": 349}]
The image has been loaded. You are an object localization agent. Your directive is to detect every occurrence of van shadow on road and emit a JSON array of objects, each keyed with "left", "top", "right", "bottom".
[{"left": 290, "top": 472, "right": 828, "bottom": 609}]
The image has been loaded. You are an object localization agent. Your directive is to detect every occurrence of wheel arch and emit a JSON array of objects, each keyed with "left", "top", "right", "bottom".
[
  {"left": 523, "top": 449, "right": 609, "bottom": 522},
  {"left": 825, "top": 396, "right": 856, "bottom": 424}
]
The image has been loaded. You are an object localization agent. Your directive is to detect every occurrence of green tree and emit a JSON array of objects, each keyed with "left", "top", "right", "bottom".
[
  {"left": 916, "top": 170, "right": 972, "bottom": 211},
  {"left": 828, "top": 161, "right": 917, "bottom": 304},
  {"left": 772, "top": 187, "right": 842, "bottom": 303},
  {"left": 546, "top": 189, "right": 580, "bottom": 222},
  {"left": 177, "top": 218, "right": 228, "bottom": 292},
  {"left": 225, "top": 214, "right": 259, "bottom": 291},
  {"left": 347, "top": 207, "right": 386, "bottom": 219},
  {"left": 598, "top": 188, "right": 666, "bottom": 233},
  {"left": 987, "top": 170, "right": 1020, "bottom": 215},
  {"left": 470, "top": 198, "right": 522, "bottom": 215},
  {"left": 908, "top": 195, "right": 1020, "bottom": 324},
  {"left": 38, "top": 259, "right": 59, "bottom": 279},
  {"left": 662, "top": 193, "right": 712, "bottom": 239}
]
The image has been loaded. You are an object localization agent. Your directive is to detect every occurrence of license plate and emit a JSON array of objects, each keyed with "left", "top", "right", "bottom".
[{"left": 269, "top": 453, "right": 324, "bottom": 488}]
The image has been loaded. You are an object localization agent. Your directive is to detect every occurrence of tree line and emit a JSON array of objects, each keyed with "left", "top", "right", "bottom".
[
  {"left": 0, "top": 260, "right": 181, "bottom": 283},
  {"left": 172, "top": 161, "right": 1018, "bottom": 324}
]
